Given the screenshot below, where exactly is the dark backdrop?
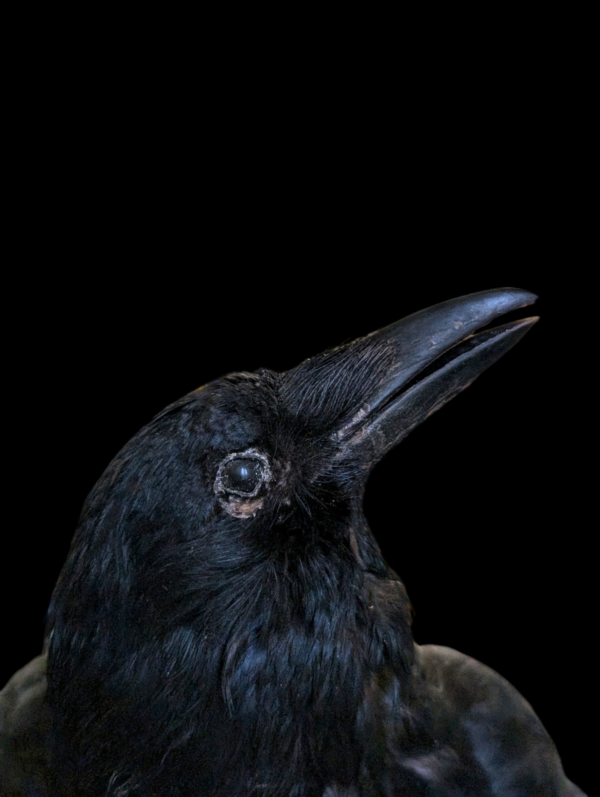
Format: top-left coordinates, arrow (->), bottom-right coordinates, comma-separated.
2,75 -> 590,788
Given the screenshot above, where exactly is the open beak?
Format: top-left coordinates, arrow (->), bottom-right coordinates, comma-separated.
335,288 -> 538,468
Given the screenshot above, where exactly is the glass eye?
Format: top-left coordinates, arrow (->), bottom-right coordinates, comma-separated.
215,449 -> 271,499
221,458 -> 263,494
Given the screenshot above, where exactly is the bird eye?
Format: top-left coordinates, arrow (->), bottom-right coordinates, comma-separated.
215,449 -> 271,499
222,458 -> 263,494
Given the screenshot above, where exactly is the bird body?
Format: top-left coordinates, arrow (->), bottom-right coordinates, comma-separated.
0,289 -> 586,796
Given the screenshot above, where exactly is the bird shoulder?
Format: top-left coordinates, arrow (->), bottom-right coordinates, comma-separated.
413,644 -> 586,796
0,654 -> 50,796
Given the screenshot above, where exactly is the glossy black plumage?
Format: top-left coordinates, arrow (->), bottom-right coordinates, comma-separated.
0,289 -> 586,796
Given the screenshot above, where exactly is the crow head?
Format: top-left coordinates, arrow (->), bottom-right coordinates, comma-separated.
46,288 -> 537,796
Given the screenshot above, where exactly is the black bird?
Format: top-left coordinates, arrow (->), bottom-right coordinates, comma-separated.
0,288 -> 585,796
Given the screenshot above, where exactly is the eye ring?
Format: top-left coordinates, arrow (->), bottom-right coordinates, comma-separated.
214,448 -> 272,499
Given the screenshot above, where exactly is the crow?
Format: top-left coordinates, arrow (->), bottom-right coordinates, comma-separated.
0,288 -> 585,797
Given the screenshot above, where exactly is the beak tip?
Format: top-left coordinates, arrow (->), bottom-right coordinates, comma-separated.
504,287 -> 538,306
488,287 -> 538,313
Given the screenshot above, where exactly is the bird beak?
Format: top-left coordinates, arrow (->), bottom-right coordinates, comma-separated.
335,288 -> 538,469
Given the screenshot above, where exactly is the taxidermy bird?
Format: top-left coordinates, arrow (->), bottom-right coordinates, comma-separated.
0,288 -> 585,797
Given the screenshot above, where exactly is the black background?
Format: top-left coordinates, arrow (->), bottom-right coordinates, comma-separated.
2,55 -> 591,791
